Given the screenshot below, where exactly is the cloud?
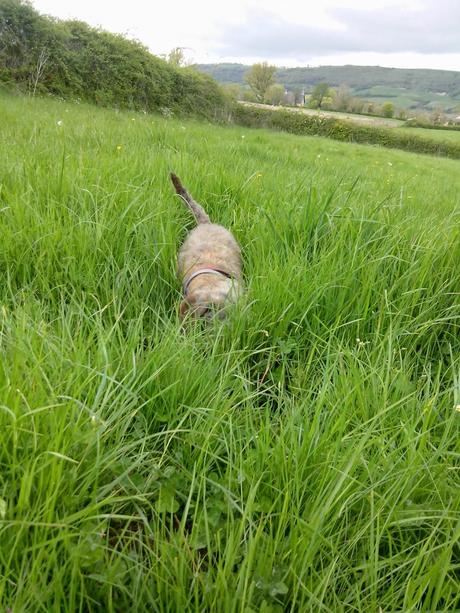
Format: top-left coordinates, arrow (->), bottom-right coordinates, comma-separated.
217,1 -> 460,60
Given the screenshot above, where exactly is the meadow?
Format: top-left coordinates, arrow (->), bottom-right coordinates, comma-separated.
0,92 -> 459,612
397,126 -> 460,144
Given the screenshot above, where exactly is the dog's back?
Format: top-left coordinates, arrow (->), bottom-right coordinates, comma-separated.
178,223 -> 242,281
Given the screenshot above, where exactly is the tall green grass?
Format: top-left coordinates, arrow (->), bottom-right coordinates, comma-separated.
0,93 -> 459,611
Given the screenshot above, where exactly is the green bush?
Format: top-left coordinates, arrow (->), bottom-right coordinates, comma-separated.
382,102 -> 394,118
0,0 -> 227,118
231,104 -> 460,159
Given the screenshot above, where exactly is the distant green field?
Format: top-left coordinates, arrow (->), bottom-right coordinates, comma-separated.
355,85 -> 460,112
1,92 -> 459,612
397,126 -> 460,143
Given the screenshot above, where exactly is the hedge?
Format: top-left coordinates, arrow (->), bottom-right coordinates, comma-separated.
0,0 -> 228,119
231,104 -> 460,160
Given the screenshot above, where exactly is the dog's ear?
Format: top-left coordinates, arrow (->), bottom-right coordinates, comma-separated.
179,300 -> 190,319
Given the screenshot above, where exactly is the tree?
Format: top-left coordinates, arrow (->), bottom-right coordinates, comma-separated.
382,102 -> 394,118
293,88 -> 303,105
283,90 -> 295,106
242,89 -> 257,102
167,47 -> 186,67
366,102 -> 375,115
309,82 -> 330,109
332,84 -> 352,111
265,83 -> 284,106
244,62 -> 276,102
30,47 -> 49,95
430,105 -> 445,125
347,97 -> 364,114
222,83 -> 241,101
0,0 -> 59,88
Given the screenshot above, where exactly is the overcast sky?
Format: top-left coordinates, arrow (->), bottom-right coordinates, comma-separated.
32,0 -> 460,71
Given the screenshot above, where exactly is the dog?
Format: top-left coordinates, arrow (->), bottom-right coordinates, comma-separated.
170,172 -> 243,320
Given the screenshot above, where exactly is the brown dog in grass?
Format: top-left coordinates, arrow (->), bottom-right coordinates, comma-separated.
170,172 -> 243,320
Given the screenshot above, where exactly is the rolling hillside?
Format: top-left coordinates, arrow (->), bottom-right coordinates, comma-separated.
196,63 -> 460,112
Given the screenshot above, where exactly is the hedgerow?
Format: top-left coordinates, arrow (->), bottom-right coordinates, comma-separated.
0,0 -> 227,119
232,104 -> 460,159
404,119 -> 460,132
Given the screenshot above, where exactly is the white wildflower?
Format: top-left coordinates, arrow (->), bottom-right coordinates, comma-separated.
90,413 -> 105,427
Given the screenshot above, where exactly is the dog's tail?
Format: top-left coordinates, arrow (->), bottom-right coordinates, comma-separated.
170,172 -> 211,224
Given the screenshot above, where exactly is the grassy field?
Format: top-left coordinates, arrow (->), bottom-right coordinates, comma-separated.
241,101 -> 404,128
1,92 -> 460,612
354,85 -> 460,115
396,126 -> 460,144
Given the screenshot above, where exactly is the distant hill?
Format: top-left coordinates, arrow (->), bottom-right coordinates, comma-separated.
196,63 -> 460,113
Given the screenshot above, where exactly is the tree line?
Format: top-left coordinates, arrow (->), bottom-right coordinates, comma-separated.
197,63 -> 460,103
0,0 -> 227,118
225,63 -> 398,118
228,62 -> 458,125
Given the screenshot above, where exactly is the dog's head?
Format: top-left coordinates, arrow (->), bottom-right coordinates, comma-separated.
180,274 -> 240,321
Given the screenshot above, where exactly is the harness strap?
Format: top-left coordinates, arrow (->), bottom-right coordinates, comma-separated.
183,267 -> 233,294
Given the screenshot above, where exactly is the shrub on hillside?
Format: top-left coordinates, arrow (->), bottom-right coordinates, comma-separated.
0,0 -> 227,118
382,102 -> 395,118
264,83 -> 285,106
221,83 -> 242,101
